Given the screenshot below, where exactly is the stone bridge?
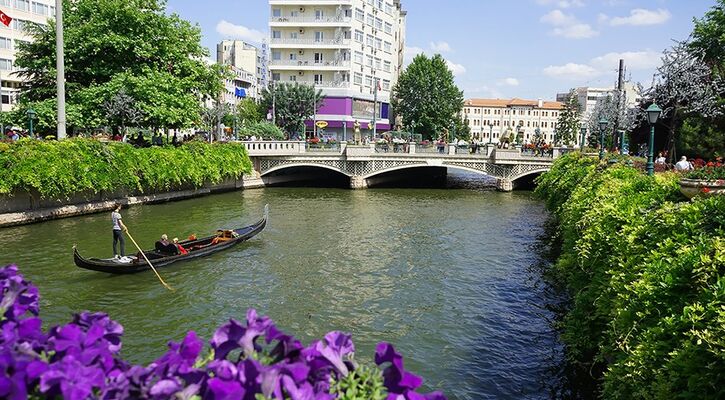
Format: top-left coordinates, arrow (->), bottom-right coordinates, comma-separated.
242,141 -> 573,191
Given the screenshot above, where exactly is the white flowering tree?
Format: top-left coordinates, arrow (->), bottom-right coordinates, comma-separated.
638,40 -> 723,161
555,89 -> 582,146
586,87 -> 638,149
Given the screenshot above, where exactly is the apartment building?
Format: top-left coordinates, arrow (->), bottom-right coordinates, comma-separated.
216,40 -> 268,102
268,0 -> 406,139
555,83 -> 641,125
462,98 -> 564,144
0,0 -> 56,112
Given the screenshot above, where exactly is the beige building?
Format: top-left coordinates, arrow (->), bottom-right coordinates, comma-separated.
555,83 -> 641,125
268,0 -> 406,138
462,98 -> 565,144
0,0 -> 56,112
216,40 -> 268,92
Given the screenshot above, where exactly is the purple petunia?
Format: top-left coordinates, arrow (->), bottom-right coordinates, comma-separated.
375,342 -> 446,400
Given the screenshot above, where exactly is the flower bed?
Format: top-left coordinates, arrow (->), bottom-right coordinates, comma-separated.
0,264 -> 445,400
680,161 -> 725,198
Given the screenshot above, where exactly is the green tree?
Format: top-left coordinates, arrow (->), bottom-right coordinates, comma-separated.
260,83 -> 323,137
236,98 -> 266,125
240,121 -> 285,140
555,89 -> 581,146
392,54 -> 464,141
12,0 -> 224,132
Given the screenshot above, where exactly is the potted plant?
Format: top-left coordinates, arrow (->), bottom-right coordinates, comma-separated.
679,161 -> 725,198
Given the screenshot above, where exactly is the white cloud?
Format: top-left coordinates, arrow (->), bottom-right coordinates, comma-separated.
609,8 -> 671,26
540,9 -> 577,26
543,63 -> 600,79
215,20 -> 265,43
446,60 -> 467,76
430,41 -> 452,53
536,0 -> 584,8
540,9 -> 598,38
464,85 -> 503,98
499,77 -> 520,86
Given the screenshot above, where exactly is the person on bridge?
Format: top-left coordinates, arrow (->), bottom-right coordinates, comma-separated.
111,204 -> 128,259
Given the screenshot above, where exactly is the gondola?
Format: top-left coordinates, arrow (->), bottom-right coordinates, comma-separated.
73,205 -> 268,274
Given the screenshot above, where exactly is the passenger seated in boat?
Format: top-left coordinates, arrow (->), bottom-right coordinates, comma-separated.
173,237 -> 188,255
211,229 -> 238,245
155,234 -> 179,255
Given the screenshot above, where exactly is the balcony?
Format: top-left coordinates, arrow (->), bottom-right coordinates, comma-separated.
269,38 -> 351,48
287,80 -> 350,89
270,0 -> 352,5
269,59 -> 351,70
269,15 -> 353,26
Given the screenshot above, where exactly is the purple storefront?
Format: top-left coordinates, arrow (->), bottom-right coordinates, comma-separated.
304,97 -> 391,141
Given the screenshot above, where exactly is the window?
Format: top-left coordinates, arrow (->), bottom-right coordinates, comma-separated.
383,60 -> 391,72
14,0 -> 29,12
382,79 -> 390,90
0,0 -> 10,6
374,57 -> 381,69
377,0 -> 383,9
367,14 -> 374,26
385,3 -> 393,14
367,0 -> 374,6
355,9 -> 364,21
375,38 -> 382,50
375,18 -> 382,29
272,51 -> 281,60
354,51 -> 363,64
314,31 -> 324,42
384,22 -> 392,34
314,52 -> 323,63
314,9 -> 324,20
366,54 -> 373,67
32,1 -> 48,15
366,34 -> 374,47
289,75 -> 296,82
364,75 -> 373,87
289,53 -> 297,61
272,73 -> 281,81
272,30 -> 281,39
272,8 -> 281,17
314,74 -> 323,84
383,41 -> 391,52
0,58 -> 11,71
0,37 -> 10,49
354,30 -> 363,42
12,19 -> 25,31
354,72 -> 363,85
289,32 -> 298,39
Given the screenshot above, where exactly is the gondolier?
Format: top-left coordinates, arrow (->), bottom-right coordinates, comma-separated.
111,203 -> 128,259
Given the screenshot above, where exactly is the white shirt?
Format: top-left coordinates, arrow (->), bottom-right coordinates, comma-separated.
674,160 -> 693,171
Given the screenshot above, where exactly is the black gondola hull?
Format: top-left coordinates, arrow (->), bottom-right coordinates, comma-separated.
73,205 -> 268,274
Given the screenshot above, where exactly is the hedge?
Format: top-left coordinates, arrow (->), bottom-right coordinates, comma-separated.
535,153 -> 725,399
0,138 -> 253,199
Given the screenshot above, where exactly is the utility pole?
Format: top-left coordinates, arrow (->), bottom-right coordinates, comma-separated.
56,0 -> 66,139
613,59 -> 624,150
372,78 -> 378,141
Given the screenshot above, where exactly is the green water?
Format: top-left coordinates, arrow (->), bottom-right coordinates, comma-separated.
0,181 -> 565,399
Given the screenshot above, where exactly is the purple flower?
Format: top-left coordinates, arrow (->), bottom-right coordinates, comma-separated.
375,342 -> 446,400
0,265 -> 40,321
39,355 -> 105,400
210,309 -> 272,360
71,312 -> 124,353
265,324 -> 303,362
204,359 -> 262,400
303,331 -> 355,377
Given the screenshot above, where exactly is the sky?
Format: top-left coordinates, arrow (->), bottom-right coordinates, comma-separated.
167,0 -> 715,101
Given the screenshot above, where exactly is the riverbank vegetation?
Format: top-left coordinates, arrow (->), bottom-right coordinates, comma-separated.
0,264 -> 445,399
0,138 -> 252,199
535,153 -> 724,399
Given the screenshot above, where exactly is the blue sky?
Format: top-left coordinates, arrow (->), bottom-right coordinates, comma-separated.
167,0 -> 715,100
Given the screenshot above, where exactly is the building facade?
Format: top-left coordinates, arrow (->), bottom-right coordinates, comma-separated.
555,83 -> 641,125
268,0 -> 406,140
0,0 -> 56,112
216,40 -> 268,102
462,98 -> 564,144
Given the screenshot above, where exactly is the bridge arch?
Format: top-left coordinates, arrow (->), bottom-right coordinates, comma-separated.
362,163 -> 499,180
510,167 -> 550,182
260,163 -> 352,177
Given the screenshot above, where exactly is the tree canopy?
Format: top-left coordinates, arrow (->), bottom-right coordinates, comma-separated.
9,0 -> 224,134
555,89 -> 581,146
260,83 -> 323,137
392,54 -> 464,141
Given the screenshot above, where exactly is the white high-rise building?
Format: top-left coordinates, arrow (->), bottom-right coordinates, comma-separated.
268,0 -> 406,140
217,40 -> 268,101
556,83 -> 641,125
0,0 -> 57,112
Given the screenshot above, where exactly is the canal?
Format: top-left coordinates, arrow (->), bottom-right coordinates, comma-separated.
0,173 -> 565,400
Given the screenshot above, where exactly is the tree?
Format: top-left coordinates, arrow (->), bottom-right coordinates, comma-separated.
555,89 -> 581,146
587,90 -> 637,149
392,54 -> 464,141
102,88 -> 144,135
236,98 -> 266,125
12,0 -> 224,131
240,121 -> 285,140
260,83 -> 323,137
201,102 -> 230,139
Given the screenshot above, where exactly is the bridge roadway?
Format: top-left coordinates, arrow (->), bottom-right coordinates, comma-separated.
242,141 -> 571,191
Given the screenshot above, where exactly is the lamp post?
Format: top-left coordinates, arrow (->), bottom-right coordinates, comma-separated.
579,123 -> 586,151
598,117 -> 608,160
488,122 -> 493,144
410,119 -> 415,142
646,103 -> 662,176
26,108 -> 36,138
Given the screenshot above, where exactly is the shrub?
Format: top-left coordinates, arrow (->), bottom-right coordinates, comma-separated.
241,121 -> 285,140
0,265 -> 446,400
0,138 -> 253,198
535,154 -> 725,399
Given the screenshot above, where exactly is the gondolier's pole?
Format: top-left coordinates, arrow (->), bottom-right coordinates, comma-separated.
124,229 -> 174,291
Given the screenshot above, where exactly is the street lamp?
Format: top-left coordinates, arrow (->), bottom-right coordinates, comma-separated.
488,122 -> 493,145
410,119 -> 415,142
598,117 -> 608,160
646,103 -> 662,176
579,123 -> 587,151
26,108 -> 36,138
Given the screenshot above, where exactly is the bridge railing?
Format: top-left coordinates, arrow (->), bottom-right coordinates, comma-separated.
242,141 -> 307,156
